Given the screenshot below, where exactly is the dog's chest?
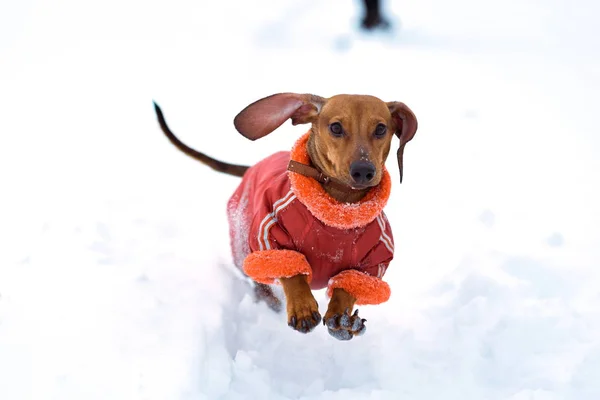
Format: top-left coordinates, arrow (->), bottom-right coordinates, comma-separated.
287,217 -> 380,288
296,223 -> 365,261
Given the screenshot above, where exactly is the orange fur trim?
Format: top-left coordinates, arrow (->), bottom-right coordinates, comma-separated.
243,249 -> 312,285
288,133 -> 391,229
327,269 -> 390,305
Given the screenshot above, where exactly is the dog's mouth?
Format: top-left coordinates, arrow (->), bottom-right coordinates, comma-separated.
344,173 -> 381,191
348,181 -> 375,191
325,174 -> 377,192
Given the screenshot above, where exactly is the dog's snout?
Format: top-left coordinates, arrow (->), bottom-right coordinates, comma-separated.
350,161 -> 376,185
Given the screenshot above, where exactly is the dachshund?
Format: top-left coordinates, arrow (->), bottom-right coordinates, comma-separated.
153,93 -> 417,340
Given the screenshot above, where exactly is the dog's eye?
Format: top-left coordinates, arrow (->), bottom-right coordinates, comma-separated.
329,122 -> 344,137
374,123 -> 387,138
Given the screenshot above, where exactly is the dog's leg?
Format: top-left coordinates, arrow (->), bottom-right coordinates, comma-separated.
279,274 -> 321,333
323,288 -> 366,340
253,283 -> 282,312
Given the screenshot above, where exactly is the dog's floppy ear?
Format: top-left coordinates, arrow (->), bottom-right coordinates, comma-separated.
234,93 -> 325,141
387,102 -> 418,183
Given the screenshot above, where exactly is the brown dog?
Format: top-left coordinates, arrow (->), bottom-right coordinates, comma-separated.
154,93 -> 417,340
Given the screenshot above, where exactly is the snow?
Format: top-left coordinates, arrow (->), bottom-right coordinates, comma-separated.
1,0 -> 599,398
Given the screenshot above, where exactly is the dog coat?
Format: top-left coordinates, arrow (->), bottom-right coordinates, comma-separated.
227,133 -> 394,305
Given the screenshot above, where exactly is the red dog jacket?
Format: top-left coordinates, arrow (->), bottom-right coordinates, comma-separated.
227,133 -> 394,305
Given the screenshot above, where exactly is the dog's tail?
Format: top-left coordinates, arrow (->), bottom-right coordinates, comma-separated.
153,102 -> 249,177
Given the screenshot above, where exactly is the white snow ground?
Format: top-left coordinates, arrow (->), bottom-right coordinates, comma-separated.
1,0 -> 600,398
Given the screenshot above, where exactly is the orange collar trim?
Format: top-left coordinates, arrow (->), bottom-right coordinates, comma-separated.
287,132 -> 391,230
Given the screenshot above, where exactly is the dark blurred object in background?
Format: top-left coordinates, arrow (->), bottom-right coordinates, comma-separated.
361,0 -> 390,31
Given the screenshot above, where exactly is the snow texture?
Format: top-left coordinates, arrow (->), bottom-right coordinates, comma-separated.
1,0 -> 600,399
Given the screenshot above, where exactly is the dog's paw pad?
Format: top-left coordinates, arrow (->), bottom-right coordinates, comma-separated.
354,323 -> 367,336
324,308 -> 367,340
328,327 -> 353,341
325,314 -> 339,329
339,312 -> 352,329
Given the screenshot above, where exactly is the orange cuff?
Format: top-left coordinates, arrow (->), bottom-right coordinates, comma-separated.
327,270 -> 390,305
243,249 -> 312,285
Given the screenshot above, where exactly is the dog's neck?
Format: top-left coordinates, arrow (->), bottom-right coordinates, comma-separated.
306,136 -> 370,204
321,182 -> 369,204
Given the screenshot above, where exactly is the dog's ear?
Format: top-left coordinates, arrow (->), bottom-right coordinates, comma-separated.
387,102 -> 418,183
234,93 -> 325,140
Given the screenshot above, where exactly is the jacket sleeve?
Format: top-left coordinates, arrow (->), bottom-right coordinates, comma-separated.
327,214 -> 394,305
242,192 -> 312,285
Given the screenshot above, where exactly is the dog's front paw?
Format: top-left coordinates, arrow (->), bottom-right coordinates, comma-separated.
287,299 -> 322,334
324,308 -> 366,341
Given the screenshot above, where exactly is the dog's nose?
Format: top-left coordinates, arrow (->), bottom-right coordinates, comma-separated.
350,161 -> 376,185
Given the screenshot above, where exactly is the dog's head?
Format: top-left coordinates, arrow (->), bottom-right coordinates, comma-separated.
234,93 -> 418,188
